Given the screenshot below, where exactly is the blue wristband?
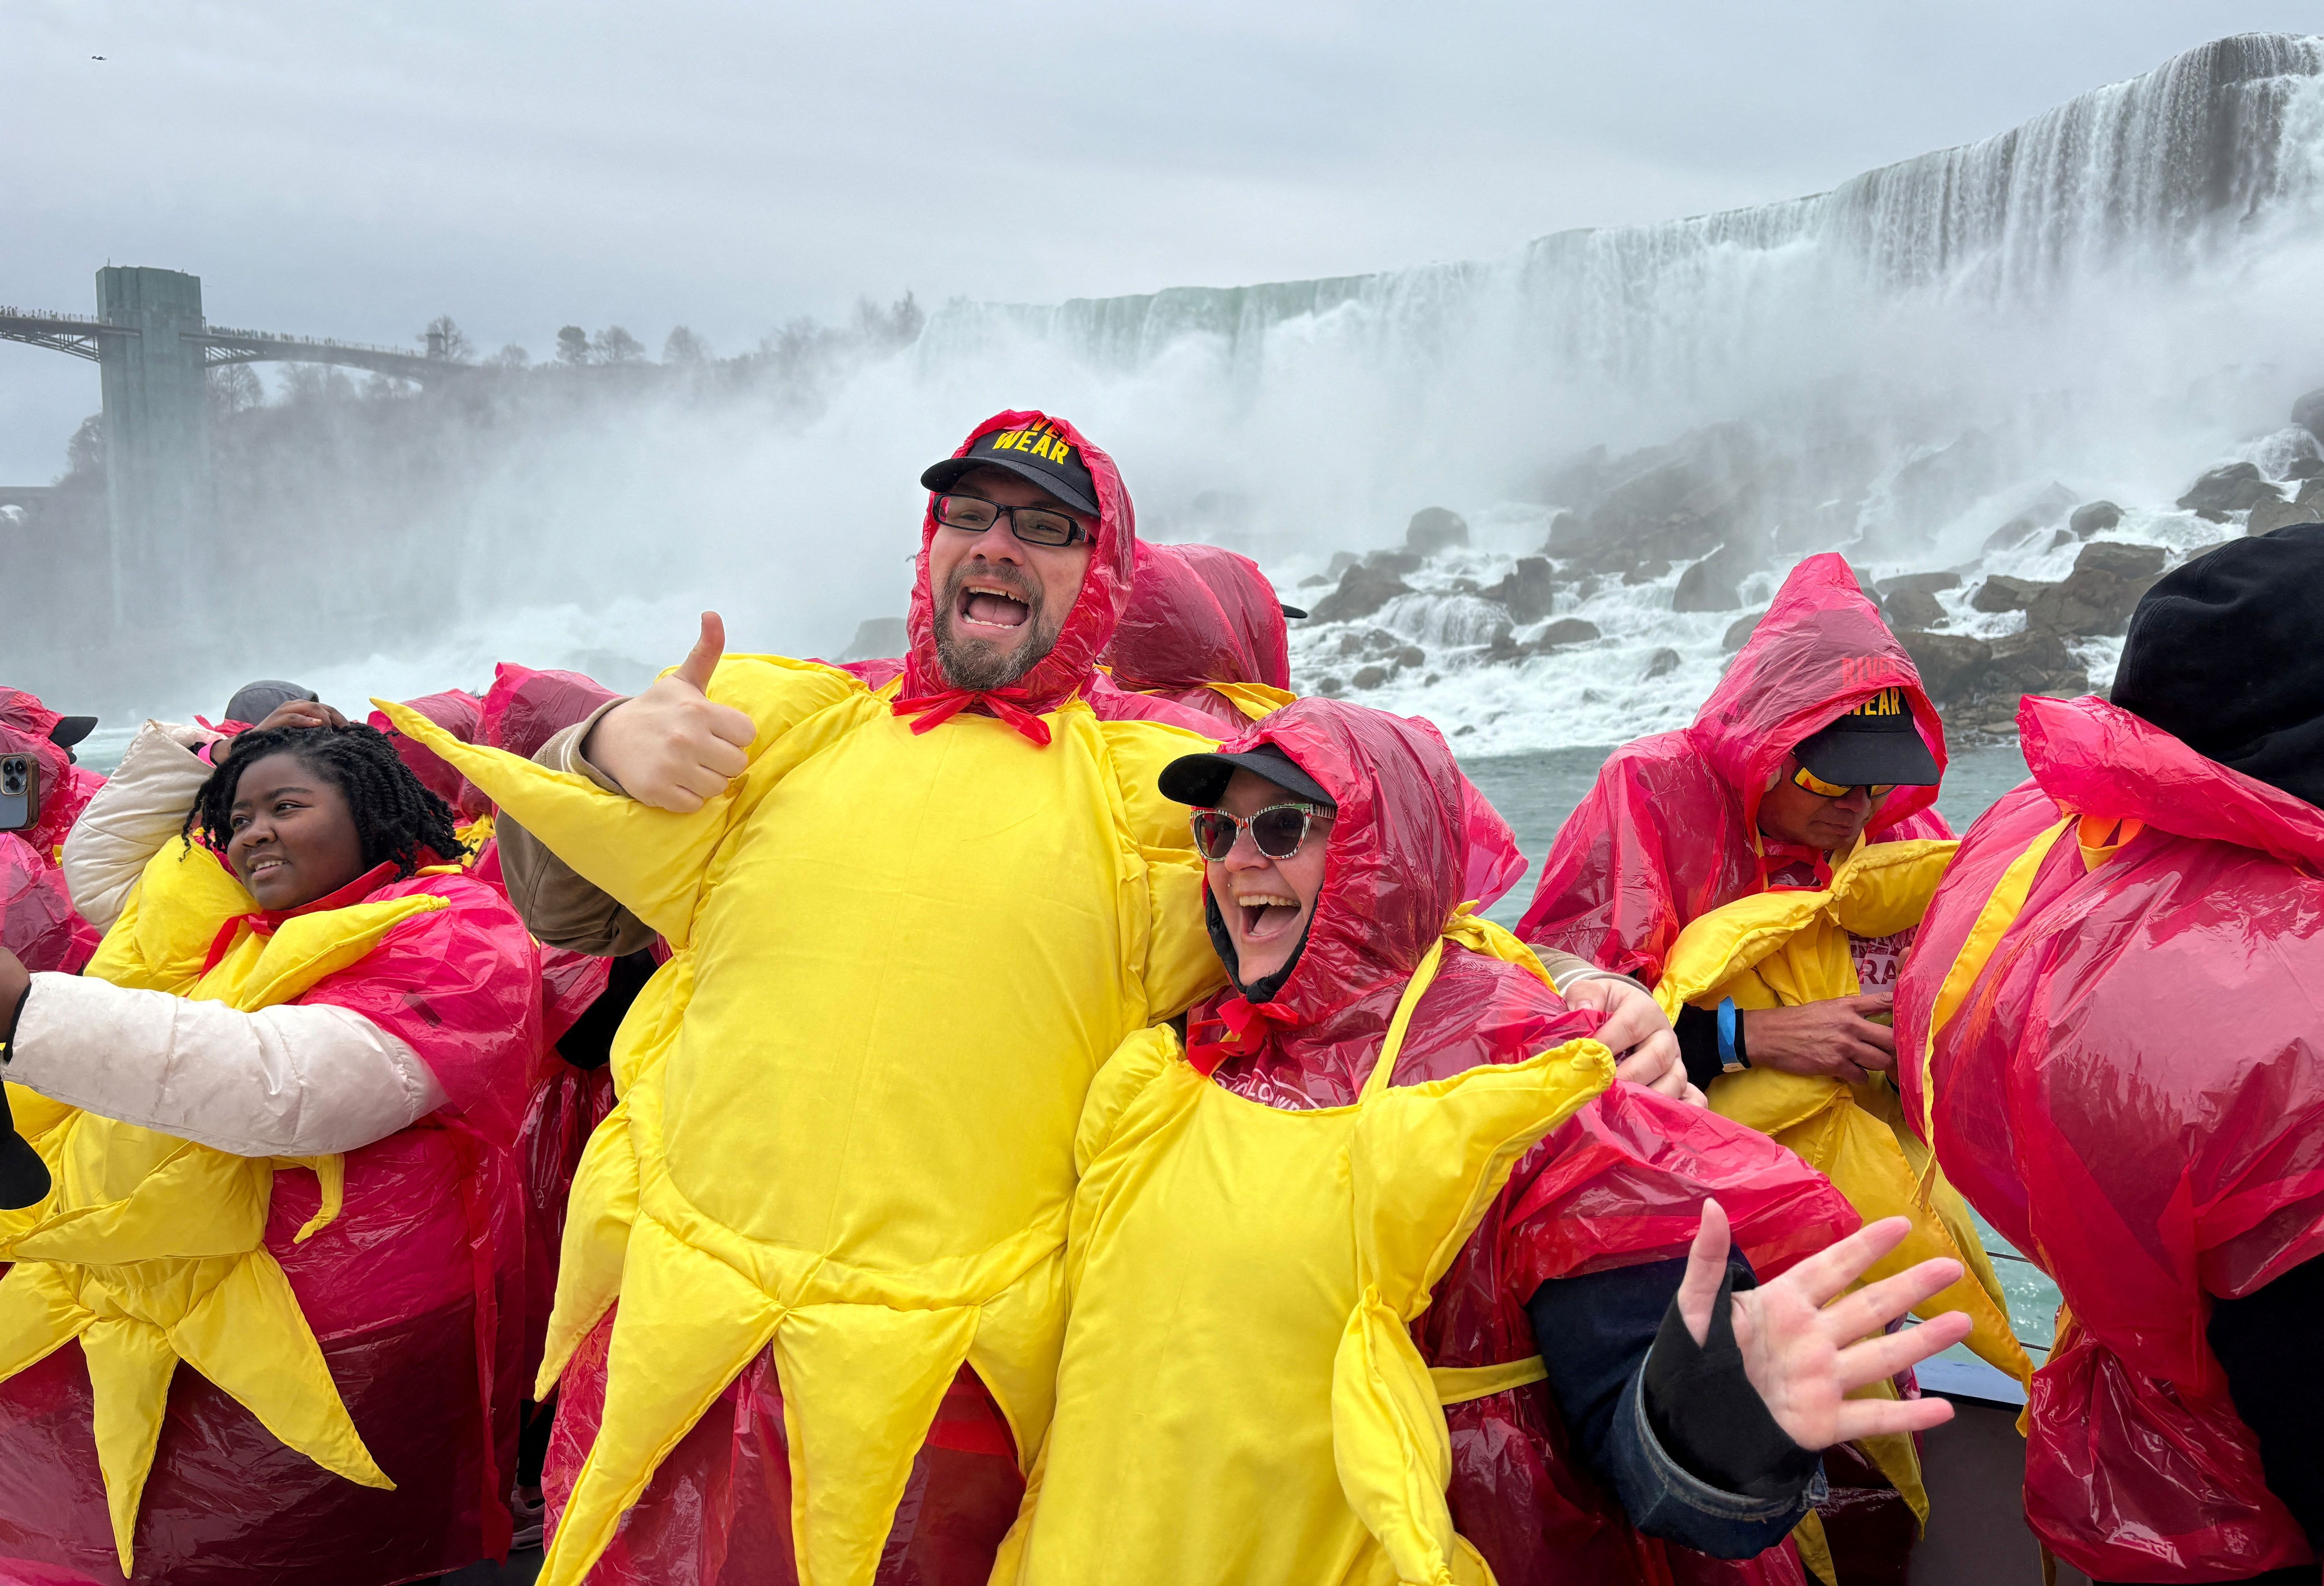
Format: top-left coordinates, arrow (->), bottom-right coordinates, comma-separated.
1716,998 -> 1739,1070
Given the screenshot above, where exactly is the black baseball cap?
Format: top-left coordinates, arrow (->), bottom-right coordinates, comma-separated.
921,420 -> 1100,517
1159,743 -> 1335,809
48,717 -> 96,749
1792,686 -> 1941,788
0,1083 -> 51,1212
223,680 -> 319,725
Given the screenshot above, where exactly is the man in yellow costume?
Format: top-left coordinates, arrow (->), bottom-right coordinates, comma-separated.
384,411 -> 1232,1586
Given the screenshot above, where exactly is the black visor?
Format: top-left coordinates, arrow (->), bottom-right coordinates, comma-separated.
1792,686 -> 1941,788
1159,743 -> 1335,810
0,1084 -> 51,1212
921,420 -> 1099,516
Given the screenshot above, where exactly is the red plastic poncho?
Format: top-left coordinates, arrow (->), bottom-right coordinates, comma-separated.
0,690 -> 105,871
1101,539 -> 1291,733
542,409 -> 1222,1586
1896,694 -> 2324,1582
1187,698 -> 1857,1586
367,689 -> 490,822
0,834 -> 97,976
1517,556 -> 1953,982
467,663 -> 631,1388
0,861 -> 542,1586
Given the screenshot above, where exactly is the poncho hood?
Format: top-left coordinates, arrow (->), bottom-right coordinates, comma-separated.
1196,698 -> 1511,1038
1103,540 -> 1291,692
1688,553 -> 1947,838
0,688 -> 102,861
366,689 -> 487,820
902,409 -> 1133,713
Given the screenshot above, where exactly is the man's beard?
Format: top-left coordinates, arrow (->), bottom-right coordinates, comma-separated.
934,564 -> 1064,690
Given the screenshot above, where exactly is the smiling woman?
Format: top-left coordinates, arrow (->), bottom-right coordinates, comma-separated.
0,713 -> 541,1584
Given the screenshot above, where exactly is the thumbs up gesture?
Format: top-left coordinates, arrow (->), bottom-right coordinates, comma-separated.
581,613 -> 758,812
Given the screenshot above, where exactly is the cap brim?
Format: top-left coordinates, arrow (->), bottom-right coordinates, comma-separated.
49,716 -> 97,748
920,455 -> 1100,518
1159,747 -> 1335,809
1795,725 -> 1942,788
0,1087 -> 49,1212
1278,604 -> 1308,621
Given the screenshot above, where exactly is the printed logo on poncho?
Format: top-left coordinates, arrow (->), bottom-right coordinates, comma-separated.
1837,658 -> 1910,696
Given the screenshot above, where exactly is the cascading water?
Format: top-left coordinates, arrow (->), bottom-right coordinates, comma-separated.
54,34 -> 2324,766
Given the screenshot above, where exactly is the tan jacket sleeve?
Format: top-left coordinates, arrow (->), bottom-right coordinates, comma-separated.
494,699 -> 662,957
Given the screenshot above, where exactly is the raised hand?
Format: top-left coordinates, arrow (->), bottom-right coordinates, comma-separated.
579,613 -> 758,812
255,700 -> 347,733
1562,976 -> 1692,1101
1676,1201 -> 1970,1450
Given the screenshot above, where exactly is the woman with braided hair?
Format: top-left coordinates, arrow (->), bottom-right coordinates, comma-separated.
0,707 -> 540,1584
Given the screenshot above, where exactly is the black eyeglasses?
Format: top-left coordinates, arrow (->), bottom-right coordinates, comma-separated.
1189,803 -> 1333,862
933,492 -> 1091,547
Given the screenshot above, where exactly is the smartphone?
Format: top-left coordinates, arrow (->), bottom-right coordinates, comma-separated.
0,754 -> 38,834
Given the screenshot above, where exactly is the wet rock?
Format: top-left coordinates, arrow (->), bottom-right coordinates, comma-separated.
1896,633 -> 1990,704
1987,630 -> 2086,698
2249,496 -> 2324,535
1365,549 -> 1424,574
1406,508 -> 1469,558
1336,626 -> 1403,660
1970,574 -> 2049,614
2046,529 -> 2077,551
1621,559 -> 1673,584
1314,675 -> 1346,697
1534,618 -> 1601,651
1641,648 -> 1682,682
2294,387 -> 2324,446
1297,573 -> 1332,588
1352,665 -> 1390,691
1309,564 -> 1414,623
1891,432 -> 2002,532
1673,546 -> 1748,613
1882,587 -> 1946,632
1393,645 -> 1426,670
2024,541 -> 2165,637
2302,477 -> 2324,508
1876,572 -> 1960,597
1981,483 -> 2081,553
1482,557 -> 1558,623
1543,511 -> 1584,554
839,617 -> 906,662
2069,501 -> 2122,538
2177,462 -> 2276,521
1327,551 -> 1360,577
1722,610 -> 1767,652
2287,457 -> 2324,482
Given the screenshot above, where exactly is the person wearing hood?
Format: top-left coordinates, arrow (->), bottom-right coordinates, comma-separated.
994,698 -> 1973,1586
0,691 -> 105,977
1099,538 -> 1299,733
1897,524 -> 2324,1585
0,712 -> 539,1583
389,411 -> 1245,1586
1518,556 -> 1954,1096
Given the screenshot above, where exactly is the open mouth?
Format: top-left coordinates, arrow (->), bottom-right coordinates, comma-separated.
1235,893 -> 1303,942
246,856 -> 287,882
959,582 -> 1031,631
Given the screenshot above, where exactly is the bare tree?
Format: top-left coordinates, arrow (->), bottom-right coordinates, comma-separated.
207,363 -> 264,418
662,326 -> 710,365
594,326 -> 645,365
852,291 -> 924,352
487,343 -> 532,370
419,315 -> 475,362
555,325 -> 592,366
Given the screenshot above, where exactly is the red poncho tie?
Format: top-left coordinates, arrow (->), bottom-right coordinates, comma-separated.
1516,556 -> 1952,982
1188,699 -> 1857,1586
1896,694 -> 2324,1582
0,863 -> 542,1585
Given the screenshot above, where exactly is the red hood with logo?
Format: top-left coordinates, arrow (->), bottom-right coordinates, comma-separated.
1186,696 -> 1851,1584
1517,554 -> 1953,980
1103,539 -> 1291,694
1897,693 -> 2324,1581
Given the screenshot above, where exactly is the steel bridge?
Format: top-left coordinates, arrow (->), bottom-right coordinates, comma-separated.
0,267 -> 472,626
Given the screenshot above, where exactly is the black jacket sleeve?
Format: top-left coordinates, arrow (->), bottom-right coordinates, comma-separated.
2208,1251 -> 2324,1549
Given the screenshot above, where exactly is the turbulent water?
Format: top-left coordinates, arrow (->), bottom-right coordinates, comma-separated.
23,34 -> 2324,761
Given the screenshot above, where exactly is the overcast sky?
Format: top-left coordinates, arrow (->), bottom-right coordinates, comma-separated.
2,2 -> 2317,478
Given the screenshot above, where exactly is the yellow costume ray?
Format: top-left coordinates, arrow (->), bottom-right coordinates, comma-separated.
994,917 -> 1614,1586
0,838 -> 415,1571
1651,833 -> 2032,1561
378,655 -> 1221,1586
